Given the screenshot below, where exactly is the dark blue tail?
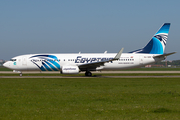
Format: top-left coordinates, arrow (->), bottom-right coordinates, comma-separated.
129,23 -> 170,54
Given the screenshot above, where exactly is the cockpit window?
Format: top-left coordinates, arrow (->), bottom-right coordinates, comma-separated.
10,59 -> 17,61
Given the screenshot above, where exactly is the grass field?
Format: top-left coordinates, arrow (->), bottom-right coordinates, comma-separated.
0,66 -> 12,71
0,77 -> 180,120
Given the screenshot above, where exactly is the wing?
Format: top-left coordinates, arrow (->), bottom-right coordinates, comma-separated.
78,48 -> 124,71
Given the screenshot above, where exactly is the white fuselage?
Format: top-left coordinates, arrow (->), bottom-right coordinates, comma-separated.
3,53 -> 164,72
2,23 -> 173,76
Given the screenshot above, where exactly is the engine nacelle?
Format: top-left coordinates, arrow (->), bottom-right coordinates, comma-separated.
61,66 -> 79,74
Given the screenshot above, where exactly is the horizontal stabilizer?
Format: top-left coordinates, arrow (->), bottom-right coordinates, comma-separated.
153,52 -> 176,58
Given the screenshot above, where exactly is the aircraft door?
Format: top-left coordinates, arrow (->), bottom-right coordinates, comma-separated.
139,56 -> 143,65
22,57 -> 27,66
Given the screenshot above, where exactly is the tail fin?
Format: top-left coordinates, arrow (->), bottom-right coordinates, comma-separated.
129,23 -> 170,54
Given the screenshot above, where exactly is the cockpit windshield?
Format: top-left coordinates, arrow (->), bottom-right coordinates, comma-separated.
10,59 -> 16,61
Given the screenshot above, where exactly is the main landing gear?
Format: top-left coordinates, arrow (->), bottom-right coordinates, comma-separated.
85,71 -> 92,76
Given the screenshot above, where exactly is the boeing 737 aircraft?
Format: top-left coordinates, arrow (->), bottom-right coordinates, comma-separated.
3,23 -> 175,76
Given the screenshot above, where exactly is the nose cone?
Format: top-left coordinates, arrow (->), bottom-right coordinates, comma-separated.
3,62 -> 10,69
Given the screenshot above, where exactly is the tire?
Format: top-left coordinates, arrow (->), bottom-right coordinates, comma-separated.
85,71 -> 92,76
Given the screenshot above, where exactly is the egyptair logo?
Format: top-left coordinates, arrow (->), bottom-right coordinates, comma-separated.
154,33 -> 168,47
29,55 -> 60,71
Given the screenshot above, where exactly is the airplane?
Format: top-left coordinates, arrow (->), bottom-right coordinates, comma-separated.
3,23 -> 176,76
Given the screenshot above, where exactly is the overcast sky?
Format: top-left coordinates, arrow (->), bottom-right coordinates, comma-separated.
1,0 -> 180,60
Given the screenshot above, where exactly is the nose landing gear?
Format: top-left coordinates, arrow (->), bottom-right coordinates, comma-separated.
13,70 -> 22,77
19,73 -> 22,77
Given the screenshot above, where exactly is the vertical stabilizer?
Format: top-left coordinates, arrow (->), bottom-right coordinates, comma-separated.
129,23 -> 170,54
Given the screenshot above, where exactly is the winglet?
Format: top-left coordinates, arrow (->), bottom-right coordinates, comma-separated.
113,48 -> 124,60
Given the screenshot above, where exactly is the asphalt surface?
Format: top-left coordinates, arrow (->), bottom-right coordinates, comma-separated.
0,71 -> 180,78
1,71 -> 180,73
1,76 -> 180,78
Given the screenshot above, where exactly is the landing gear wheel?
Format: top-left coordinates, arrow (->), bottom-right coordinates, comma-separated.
85,71 -> 92,76
20,73 -> 22,77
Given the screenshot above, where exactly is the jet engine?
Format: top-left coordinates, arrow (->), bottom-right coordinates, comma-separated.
61,66 -> 79,74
